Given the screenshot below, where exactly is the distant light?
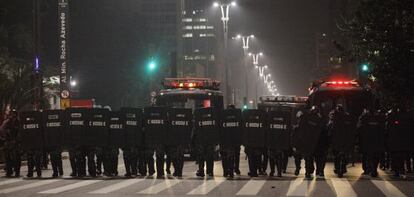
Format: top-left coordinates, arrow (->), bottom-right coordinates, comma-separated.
259,52 -> 263,56
160,93 -> 164,96
362,64 -> 369,72
243,105 -> 248,109
35,57 -> 40,73
249,100 -> 254,104
188,83 -> 194,88
248,52 -> 252,56
70,80 -> 77,87
179,83 -> 184,87
149,61 -> 156,70
264,65 -> 268,69
322,33 -> 327,37
213,2 -> 219,7
250,35 -> 254,38
231,1 -> 236,6
236,34 -> 241,39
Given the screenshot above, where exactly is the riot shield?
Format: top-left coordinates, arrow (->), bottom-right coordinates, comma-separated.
386,111 -> 413,152
108,111 -> 125,148
330,113 -> 356,153
358,114 -> 386,153
194,107 -> 220,146
65,108 -> 88,147
42,110 -> 65,148
266,110 -> 291,151
144,107 -> 168,146
19,111 -> 43,150
292,112 -> 323,156
242,109 -> 267,148
220,109 -> 242,146
121,107 -> 143,147
86,108 -> 110,147
167,108 -> 193,146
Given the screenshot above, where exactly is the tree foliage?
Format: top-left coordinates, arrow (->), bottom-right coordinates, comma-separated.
340,0 -> 414,106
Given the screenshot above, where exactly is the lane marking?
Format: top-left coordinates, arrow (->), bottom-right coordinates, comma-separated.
0,179 -> 23,186
0,180 -> 60,194
236,180 -> 266,195
89,179 -> 144,194
331,178 -> 357,197
187,178 -> 226,195
371,180 -> 407,197
286,179 -> 308,196
138,179 -> 181,194
38,180 -> 102,194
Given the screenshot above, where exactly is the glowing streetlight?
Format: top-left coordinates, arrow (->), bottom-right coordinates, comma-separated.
70,80 -> 77,87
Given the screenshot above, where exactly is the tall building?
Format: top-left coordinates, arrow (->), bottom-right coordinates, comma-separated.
137,0 -> 218,79
178,0 -> 218,78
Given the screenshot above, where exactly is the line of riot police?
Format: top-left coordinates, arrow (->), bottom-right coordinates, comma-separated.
2,104 -> 412,179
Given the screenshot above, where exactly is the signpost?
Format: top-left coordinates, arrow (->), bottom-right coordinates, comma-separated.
58,0 -> 70,109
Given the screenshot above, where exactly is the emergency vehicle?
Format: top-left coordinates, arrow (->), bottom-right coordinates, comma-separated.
258,95 -> 308,125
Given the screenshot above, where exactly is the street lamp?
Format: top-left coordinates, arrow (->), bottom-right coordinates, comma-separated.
214,1 -> 236,105
234,34 -> 255,106
70,80 -> 77,87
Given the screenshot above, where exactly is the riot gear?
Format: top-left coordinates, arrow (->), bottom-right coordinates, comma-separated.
42,110 -> 65,177
220,108 -> 242,178
20,111 -> 43,177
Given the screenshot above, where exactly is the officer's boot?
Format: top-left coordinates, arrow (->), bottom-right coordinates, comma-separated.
196,160 -> 205,177
276,155 -> 283,177
269,158 -> 275,177
156,156 -> 165,178
234,146 -> 241,175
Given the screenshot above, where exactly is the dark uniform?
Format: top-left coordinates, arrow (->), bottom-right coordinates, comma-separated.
356,109 -> 386,177
386,107 -> 413,177
121,108 -> 144,177
167,108 -> 193,177
1,111 -> 22,177
294,107 -> 324,178
144,107 -> 168,178
328,105 -> 356,178
20,111 -> 44,178
43,110 -> 65,177
267,110 -> 291,177
220,107 -> 242,178
194,107 -> 220,177
243,109 -> 267,177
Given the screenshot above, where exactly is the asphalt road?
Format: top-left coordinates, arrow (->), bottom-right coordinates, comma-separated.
0,152 -> 413,197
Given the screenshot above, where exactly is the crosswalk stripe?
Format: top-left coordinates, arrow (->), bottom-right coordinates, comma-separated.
0,180 -> 60,194
0,179 -> 23,186
38,180 -> 102,194
89,179 -> 144,194
286,179 -> 308,196
138,179 -> 181,194
236,180 -> 266,195
371,180 -> 407,197
331,178 -> 357,197
187,178 -> 226,195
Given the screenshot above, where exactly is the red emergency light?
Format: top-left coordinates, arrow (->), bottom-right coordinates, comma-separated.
325,80 -> 358,87
163,78 -> 220,90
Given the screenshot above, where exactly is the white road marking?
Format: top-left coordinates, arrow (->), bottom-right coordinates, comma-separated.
236,180 -> 266,195
0,179 -> 23,186
331,178 -> 357,197
286,179 -> 308,196
89,179 -> 144,194
371,180 -> 407,197
137,179 -> 181,194
187,178 -> 226,195
0,180 -> 60,194
38,180 -> 102,194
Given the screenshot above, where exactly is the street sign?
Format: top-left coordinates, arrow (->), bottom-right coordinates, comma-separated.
60,99 -> 70,109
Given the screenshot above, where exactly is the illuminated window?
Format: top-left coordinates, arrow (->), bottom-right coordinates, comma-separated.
199,34 -> 206,37
183,33 -> 193,38
206,26 -> 214,29
182,18 -> 192,22
183,26 -> 192,30
206,33 -> 215,37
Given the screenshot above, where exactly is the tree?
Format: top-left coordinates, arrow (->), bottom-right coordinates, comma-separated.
340,0 -> 414,106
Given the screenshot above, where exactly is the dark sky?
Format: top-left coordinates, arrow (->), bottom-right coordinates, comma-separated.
38,0 -> 334,108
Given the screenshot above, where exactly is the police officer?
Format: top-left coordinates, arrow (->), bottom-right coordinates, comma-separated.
296,106 -> 324,179
220,105 -> 242,178
356,108 -> 386,177
328,104 -> 355,178
386,104 -> 413,177
194,107 -> 219,177
0,110 -> 22,177
68,148 -> 77,177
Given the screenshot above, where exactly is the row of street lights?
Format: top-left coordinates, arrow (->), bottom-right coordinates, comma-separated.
214,1 -> 279,107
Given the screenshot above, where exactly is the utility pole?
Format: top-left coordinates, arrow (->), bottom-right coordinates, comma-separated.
33,0 -> 41,110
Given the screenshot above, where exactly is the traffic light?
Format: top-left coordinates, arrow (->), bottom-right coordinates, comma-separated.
147,58 -> 157,72
360,63 -> 369,72
243,105 -> 248,109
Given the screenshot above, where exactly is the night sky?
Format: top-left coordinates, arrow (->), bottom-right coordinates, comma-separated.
35,0 -> 334,108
